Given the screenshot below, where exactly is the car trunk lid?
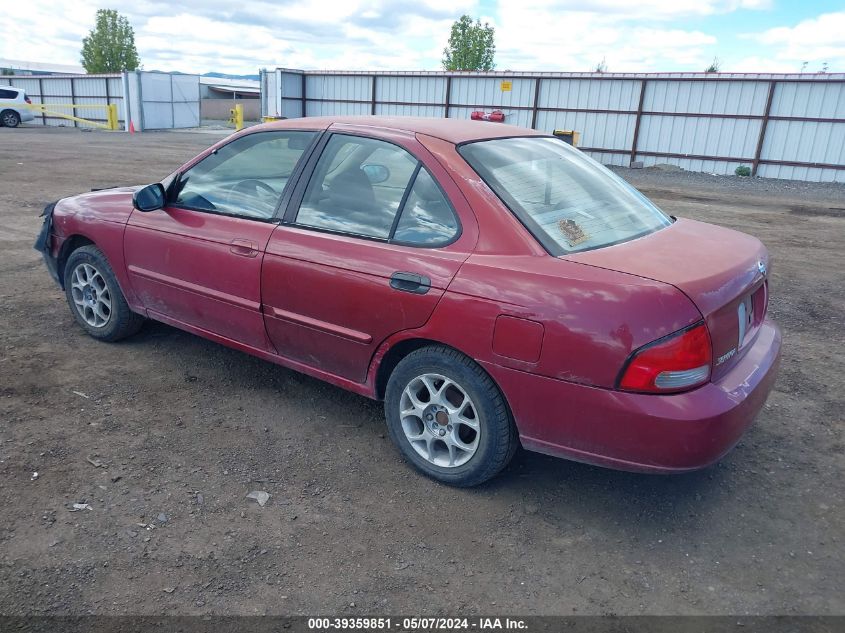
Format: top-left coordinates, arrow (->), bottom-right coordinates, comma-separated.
563,218 -> 769,380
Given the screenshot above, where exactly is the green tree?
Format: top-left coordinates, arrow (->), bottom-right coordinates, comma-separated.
80,9 -> 141,73
442,15 -> 495,71
705,57 -> 721,73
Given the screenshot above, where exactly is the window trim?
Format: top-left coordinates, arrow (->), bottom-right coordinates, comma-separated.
389,164 -> 462,248
165,129 -> 321,222
456,135 -> 672,257
286,131 -> 462,249
386,162 -> 421,240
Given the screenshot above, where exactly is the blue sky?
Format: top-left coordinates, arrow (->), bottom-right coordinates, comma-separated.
661,0 -> 844,72
1,1 -> 843,75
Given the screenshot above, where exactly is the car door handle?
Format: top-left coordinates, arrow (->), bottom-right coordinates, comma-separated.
390,271 -> 431,295
230,238 -> 259,258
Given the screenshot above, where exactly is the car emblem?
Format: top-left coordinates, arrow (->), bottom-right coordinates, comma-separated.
757,260 -> 767,276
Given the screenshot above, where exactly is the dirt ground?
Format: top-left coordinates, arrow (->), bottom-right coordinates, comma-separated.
0,127 -> 842,616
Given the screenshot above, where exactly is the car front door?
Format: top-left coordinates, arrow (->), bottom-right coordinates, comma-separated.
124,130 -> 318,351
261,128 -> 478,383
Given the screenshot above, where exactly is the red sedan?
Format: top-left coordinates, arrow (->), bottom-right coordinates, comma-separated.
35,117 -> 781,486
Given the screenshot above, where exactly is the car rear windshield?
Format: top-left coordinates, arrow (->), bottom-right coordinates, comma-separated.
459,136 -> 672,255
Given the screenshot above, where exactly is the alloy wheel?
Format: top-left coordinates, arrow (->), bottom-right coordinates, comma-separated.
399,373 -> 480,467
70,263 -> 112,328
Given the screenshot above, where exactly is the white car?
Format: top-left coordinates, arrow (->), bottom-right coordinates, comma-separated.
0,87 -> 35,127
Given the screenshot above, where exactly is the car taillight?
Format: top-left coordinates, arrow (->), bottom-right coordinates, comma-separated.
618,323 -> 712,394
25,96 -> 32,104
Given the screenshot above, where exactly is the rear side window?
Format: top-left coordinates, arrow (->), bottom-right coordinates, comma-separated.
295,134 -> 460,246
297,134 -> 417,238
0,88 -> 18,99
393,168 -> 459,245
459,136 -> 672,255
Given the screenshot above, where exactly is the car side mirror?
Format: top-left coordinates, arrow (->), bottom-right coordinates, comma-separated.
362,164 -> 390,184
133,183 -> 166,212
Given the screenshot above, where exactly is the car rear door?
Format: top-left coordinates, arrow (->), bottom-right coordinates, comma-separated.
261,127 -> 478,383
124,129 -> 318,351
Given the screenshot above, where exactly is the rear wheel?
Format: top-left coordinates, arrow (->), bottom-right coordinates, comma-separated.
384,346 -> 518,487
1,110 -> 21,128
63,245 -> 144,341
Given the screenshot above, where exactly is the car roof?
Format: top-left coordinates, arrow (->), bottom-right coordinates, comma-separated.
260,115 -> 548,144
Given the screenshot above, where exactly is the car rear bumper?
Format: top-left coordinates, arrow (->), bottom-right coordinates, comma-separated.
485,319 -> 782,473
20,109 -> 35,122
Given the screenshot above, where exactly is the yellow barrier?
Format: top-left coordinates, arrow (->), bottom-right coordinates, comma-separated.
228,104 -> 244,131
25,103 -> 120,131
552,129 -> 580,147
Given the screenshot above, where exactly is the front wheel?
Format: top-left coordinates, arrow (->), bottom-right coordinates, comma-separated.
384,346 -> 518,487
63,245 -> 144,341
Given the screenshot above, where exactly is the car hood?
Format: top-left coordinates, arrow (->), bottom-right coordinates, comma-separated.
55,186 -> 140,225
563,218 -> 770,379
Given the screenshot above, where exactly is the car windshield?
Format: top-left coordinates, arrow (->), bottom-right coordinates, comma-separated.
459,136 -> 672,255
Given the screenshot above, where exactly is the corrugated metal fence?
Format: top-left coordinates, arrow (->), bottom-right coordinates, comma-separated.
0,73 -> 124,128
1,71 -> 200,131
262,69 -> 845,183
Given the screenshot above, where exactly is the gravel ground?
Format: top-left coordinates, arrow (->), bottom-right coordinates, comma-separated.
612,164 -> 845,205
0,127 -> 843,617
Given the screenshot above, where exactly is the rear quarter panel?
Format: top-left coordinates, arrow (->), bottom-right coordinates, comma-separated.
433,255 -> 703,388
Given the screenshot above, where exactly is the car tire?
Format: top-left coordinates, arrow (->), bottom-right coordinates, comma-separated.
1,109 -> 21,128
63,245 -> 144,342
385,345 -> 519,487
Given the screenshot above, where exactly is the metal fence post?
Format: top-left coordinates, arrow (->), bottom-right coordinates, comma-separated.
371,75 -> 377,115
137,72 -> 146,131
629,79 -> 647,165
170,74 -> 175,128
531,77 -> 542,129
69,77 -> 77,128
752,81 -> 776,177
444,76 -> 452,119
38,78 -> 46,125
301,73 -> 307,118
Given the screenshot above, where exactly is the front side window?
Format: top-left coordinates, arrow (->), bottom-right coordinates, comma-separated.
172,131 -> 316,220
459,137 -> 672,255
295,134 -> 459,245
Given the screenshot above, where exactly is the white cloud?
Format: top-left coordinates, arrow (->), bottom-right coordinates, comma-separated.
492,2 -> 719,72
738,11 -> 845,73
2,0 -> 832,77
496,0 -> 770,21
0,0 -> 478,74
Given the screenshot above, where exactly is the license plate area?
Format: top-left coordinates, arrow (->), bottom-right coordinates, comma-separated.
739,282 -> 767,350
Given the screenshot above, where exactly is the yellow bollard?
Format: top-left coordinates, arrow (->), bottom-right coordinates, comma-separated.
107,104 -> 119,131
229,104 -> 244,131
